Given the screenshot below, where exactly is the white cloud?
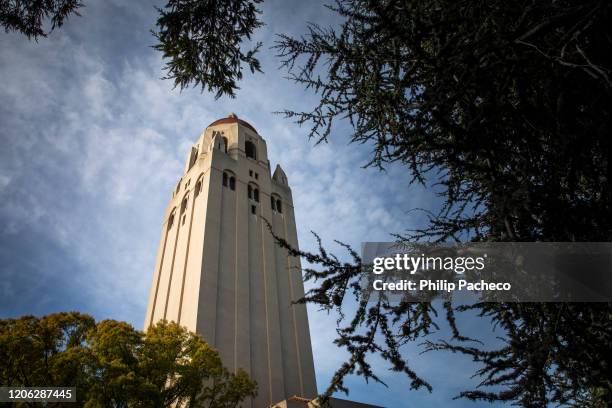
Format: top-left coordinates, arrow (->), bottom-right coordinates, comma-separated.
0,174 -> 11,190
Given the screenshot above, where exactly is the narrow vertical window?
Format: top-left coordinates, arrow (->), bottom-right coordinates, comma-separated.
222,137 -> 228,153
248,184 -> 253,199
181,196 -> 188,213
277,199 -> 282,213
229,176 -> 236,191
223,172 -> 228,187
167,210 -> 176,230
271,196 -> 276,211
254,189 -> 259,202
195,180 -> 202,197
251,205 -> 256,215
180,195 -> 189,225
188,146 -> 198,169
245,140 -> 256,159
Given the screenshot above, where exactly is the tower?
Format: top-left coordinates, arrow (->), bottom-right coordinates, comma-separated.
144,114 -> 318,407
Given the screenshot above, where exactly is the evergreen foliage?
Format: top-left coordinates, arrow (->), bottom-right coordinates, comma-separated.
0,0 -> 82,39
153,0 -> 264,98
270,1 -> 612,406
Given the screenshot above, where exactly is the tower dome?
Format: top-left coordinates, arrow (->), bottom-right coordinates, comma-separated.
207,113 -> 257,133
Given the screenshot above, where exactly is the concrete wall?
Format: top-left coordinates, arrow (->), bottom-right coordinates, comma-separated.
144,118 -> 317,407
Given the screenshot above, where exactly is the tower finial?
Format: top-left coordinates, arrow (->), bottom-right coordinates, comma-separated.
228,112 -> 238,118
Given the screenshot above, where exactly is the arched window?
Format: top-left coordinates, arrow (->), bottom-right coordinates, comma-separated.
223,171 -> 236,191
248,184 -> 259,202
181,195 -> 189,213
180,194 -> 189,226
167,209 -> 176,230
222,137 -> 228,153
195,179 -> 202,197
245,140 -> 256,160
271,195 -> 282,213
188,146 -> 198,169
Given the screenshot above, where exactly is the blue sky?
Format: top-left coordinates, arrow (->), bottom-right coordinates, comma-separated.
0,1 -> 509,407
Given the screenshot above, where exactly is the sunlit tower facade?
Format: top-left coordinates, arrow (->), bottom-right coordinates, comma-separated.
144,114 -> 317,407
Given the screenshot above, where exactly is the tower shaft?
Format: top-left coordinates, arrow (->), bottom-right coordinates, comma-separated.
144,115 -> 317,407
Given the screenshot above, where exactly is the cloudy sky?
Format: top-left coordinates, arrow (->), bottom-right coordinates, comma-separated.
0,1 -> 507,406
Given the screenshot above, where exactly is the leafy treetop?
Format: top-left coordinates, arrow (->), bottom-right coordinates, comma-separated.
0,312 -> 257,408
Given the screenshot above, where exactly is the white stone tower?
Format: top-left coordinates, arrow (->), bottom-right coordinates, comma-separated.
144,114 -> 318,407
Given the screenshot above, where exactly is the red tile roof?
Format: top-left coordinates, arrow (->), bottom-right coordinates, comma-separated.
208,114 -> 257,133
